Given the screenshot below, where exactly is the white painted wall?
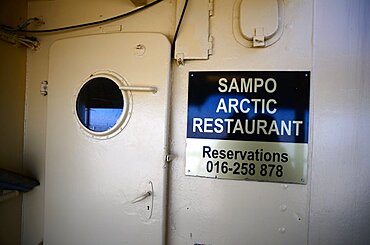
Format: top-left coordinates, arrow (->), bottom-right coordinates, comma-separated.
169,0 -> 312,244
309,1 -> 370,244
21,0 -> 370,244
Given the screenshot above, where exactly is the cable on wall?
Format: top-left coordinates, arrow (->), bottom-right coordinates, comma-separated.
0,30 -> 40,49
171,0 -> 189,58
0,0 -> 187,56
0,0 -> 163,33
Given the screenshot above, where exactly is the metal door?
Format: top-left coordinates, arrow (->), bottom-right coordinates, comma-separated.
44,33 -> 171,245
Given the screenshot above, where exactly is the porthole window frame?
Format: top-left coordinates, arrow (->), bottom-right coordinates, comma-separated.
74,70 -> 133,140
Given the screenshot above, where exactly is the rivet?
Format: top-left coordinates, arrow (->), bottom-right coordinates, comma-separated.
135,44 -> 146,56
278,227 -> 286,234
282,184 -> 289,189
295,212 -> 303,222
280,204 -> 287,212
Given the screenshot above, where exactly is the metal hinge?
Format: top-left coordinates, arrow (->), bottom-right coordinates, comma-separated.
40,81 -> 48,96
209,0 -> 214,16
208,36 -> 214,55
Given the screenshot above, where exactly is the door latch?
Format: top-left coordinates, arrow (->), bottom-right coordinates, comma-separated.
131,181 -> 154,219
40,81 -> 48,96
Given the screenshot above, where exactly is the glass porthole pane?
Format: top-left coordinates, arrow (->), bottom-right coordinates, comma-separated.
76,77 -> 124,132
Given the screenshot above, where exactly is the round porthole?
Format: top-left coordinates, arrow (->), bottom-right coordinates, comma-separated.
75,71 -> 132,139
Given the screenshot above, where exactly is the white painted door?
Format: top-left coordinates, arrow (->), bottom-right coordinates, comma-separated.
44,33 -> 171,245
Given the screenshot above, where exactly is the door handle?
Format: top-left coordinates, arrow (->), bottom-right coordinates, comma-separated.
131,181 -> 154,219
131,191 -> 151,204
